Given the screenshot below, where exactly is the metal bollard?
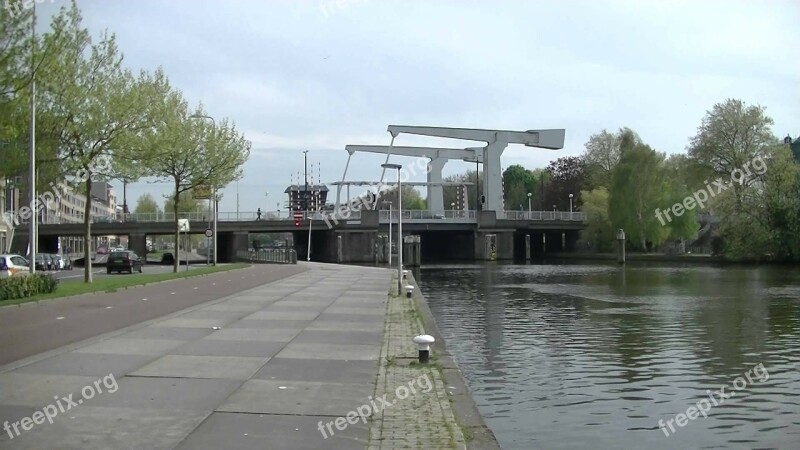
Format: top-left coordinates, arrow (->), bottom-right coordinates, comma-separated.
413,335 -> 435,363
405,285 -> 414,298
402,270 -> 408,280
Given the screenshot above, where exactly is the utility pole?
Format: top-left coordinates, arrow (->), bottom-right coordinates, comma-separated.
28,3 -> 37,273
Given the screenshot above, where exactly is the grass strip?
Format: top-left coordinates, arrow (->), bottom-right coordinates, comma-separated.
0,263 -> 250,307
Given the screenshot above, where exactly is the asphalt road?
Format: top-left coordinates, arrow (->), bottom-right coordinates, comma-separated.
0,264 -> 308,367
49,263 -> 206,283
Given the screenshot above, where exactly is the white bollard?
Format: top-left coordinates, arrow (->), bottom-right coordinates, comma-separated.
405,285 -> 414,298
412,334 -> 435,363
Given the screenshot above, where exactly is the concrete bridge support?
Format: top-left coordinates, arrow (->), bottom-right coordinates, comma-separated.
475,231 -> 513,260
225,231 -> 249,263
316,231 -> 378,264
128,233 -> 148,258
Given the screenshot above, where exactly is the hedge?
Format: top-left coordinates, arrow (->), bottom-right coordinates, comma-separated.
0,273 -> 60,301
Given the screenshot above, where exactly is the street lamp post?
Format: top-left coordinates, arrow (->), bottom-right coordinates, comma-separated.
189,114 -> 217,265
384,201 -> 392,266
569,193 -> 574,217
382,163 -> 402,293
527,192 -> 532,219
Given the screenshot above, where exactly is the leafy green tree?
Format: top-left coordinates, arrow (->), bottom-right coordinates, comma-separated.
134,76 -> 250,271
543,156 -> 585,211
502,164 -> 537,211
583,129 -> 631,189
609,131 -> 670,251
40,3 -> 152,282
688,99 -> 776,209
133,193 -> 161,216
580,187 -> 614,252
378,186 -> 425,210
762,146 -> 800,261
163,191 -> 206,215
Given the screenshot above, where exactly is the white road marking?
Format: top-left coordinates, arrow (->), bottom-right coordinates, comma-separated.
56,316 -> 65,320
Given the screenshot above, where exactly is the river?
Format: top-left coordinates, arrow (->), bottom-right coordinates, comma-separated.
417,261 -> 800,450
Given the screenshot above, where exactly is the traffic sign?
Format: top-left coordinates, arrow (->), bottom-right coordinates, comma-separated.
204,228 -> 213,238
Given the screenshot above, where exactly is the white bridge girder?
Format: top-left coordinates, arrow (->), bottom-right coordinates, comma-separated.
343,145 -> 484,211
386,126 -> 565,213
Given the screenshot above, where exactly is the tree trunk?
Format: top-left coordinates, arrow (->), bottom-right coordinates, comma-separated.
83,176 -> 93,283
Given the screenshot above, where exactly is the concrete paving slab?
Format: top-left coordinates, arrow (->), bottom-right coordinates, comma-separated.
274,342 -> 380,361
151,317 -> 236,328
253,358 -> 378,383
205,328 -> 302,342
172,339 -> 286,358
179,310 -> 252,321
227,319 -> 312,329
130,355 -> 269,380
217,379 -> 373,416
317,313 -> 385,323
0,406 -> 208,450
268,300 -> 334,309
13,352 -> 155,377
307,321 -> 383,332
0,373 -> 99,407
199,303 -> 265,312
87,377 -> 241,410
291,330 -> 384,345
324,307 -> 384,315
244,310 -> 322,321
123,326 -> 213,341
174,411 -> 367,450
73,338 -> 187,356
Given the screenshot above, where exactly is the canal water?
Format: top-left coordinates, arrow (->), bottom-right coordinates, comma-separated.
417,262 -> 800,449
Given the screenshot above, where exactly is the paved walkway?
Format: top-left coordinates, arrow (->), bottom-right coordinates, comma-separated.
0,263 -> 470,449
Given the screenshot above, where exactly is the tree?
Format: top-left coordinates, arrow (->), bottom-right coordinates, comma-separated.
163,190 -> 206,215
688,99 -> 776,209
502,165 -> 537,211
377,185 -> 425,210
543,156 -> 586,211
135,77 -> 249,271
40,3 -> 152,282
609,131 -> 670,251
580,187 -> 614,252
133,193 -> 161,216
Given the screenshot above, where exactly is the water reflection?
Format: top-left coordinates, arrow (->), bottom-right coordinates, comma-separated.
418,262 -> 800,449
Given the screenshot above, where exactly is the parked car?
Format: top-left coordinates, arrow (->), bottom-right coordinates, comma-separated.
106,251 -> 143,274
31,254 -> 47,271
0,254 -> 30,278
43,253 -> 56,271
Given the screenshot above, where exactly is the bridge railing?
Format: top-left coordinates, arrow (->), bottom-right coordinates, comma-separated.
379,210 -> 477,223
502,211 -> 587,221
237,248 -> 297,264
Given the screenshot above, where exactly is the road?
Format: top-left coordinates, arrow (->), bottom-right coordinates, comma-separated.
0,264 -> 307,367
49,263 -> 207,283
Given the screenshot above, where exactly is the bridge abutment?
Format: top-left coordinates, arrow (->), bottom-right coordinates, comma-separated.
128,233 -> 148,258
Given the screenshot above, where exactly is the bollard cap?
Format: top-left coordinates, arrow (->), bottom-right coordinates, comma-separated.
405,285 -> 414,291
402,270 -> 409,275
413,334 -> 435,345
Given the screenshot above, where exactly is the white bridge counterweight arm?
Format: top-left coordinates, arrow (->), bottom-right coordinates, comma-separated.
386,126 -> 565,150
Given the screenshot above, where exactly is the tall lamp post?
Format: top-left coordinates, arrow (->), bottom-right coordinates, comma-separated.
382,163 -> 402,293
189,113 -> 217,265
527,192 -> 532,218
569,193 -> 574,217
384,200 -> 392,266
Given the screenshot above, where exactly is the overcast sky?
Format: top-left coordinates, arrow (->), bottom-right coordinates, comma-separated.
37,0 -> 800,212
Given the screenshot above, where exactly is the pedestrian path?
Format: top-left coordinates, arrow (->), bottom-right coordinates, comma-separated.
0,263 -> 469,449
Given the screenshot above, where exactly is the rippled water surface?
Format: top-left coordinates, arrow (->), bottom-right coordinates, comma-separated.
417,262 -> 800,449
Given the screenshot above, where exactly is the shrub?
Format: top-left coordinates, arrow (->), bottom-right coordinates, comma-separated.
0,273 -> 60,301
